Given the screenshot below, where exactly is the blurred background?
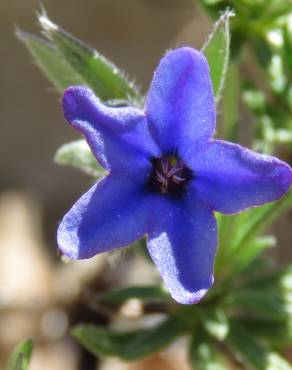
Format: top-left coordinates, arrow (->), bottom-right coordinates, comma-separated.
1,0 -> 292,369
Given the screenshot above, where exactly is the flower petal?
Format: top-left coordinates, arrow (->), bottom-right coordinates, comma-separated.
146,199 -> 217,304
188,140 -> 292,214
63,86 -> 160,176
146,47 -> 215,154
57,175 -> 154,259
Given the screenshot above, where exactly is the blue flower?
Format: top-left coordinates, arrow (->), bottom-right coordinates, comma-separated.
57,47 -> 292,304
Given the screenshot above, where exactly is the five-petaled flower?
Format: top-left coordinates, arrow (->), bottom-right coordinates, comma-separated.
57,47 -> 292,304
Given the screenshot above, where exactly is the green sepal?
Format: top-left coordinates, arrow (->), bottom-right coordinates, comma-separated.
16,30 -> 84,92
6,340 -> 33,370
38,12 -> 141,103
202,9 -> 234,104
54,139 -> 105,178
72,315 -> 186,360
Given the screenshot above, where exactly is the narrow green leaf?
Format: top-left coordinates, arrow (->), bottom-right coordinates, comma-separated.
226,266 -> 292,319
242,265 -> 292,290
227,288 -> 291,320
55,139 -> 105,177
235,317 -> 292,348
38,13 -> 141,103
222,62 -> 240,141
228,235 -> 276,277
284,20 -> 292,74
229,189 -> 292,257
6,340 -> 33,370
202,9 -> 233,104
198,309 -> 229,341
72,316 -> 186,360
95,285 -> 169,306
251,36 -> 274,69
226,322 -> 292,370
210,192 -> 292,294
215,213 -> 238,273
189,330 -> 229,370
16,30 -> 84,92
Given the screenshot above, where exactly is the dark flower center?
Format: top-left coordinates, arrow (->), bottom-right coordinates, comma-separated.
148,155 -> 192,196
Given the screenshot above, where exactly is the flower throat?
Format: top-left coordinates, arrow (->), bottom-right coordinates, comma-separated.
148,155 -> 192,196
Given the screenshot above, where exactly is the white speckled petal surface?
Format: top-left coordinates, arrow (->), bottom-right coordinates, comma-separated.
147,198 -> 217,304
63,86 -> 160,177
58,175 -> 154,259
187,140 -> 292,214
146,47 -> 215,155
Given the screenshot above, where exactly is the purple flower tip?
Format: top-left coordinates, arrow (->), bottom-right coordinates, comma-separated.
58,47 -> 292,304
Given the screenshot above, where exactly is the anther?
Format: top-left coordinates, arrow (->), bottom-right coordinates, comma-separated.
148,155 -> 192,196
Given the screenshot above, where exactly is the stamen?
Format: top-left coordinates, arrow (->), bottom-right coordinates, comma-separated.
156,171 -> 166,183
161,183 -> 168,193
161,158 -> 169,174
167,164 -> 184,177
172,175 -> 186,184
148,155 -> 192,196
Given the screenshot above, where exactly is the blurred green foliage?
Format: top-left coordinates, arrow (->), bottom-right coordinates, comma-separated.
199,0 -> 292,153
